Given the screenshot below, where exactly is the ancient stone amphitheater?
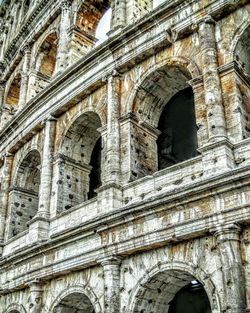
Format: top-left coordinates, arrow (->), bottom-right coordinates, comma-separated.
0,0 -> 249,312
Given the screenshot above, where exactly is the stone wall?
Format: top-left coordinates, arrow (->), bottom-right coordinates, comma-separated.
0,0 -> 249,312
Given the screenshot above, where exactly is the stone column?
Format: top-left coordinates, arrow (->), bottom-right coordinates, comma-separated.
214,224 -> 246,313
0,152 -> 14,254
101,256 -> 122,313
104,72 -> 121,184
55,0 -> 72,73
28,280 -> 44,313
110,0 -> 126,35
37,116 -> 57,219
19,44 -> 31,108
198,16 -> 226,142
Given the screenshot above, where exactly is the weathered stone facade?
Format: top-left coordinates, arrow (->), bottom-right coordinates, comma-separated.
0,0 -> 250,312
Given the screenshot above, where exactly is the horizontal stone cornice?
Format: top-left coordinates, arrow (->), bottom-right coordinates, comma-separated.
1,163 -> 250,291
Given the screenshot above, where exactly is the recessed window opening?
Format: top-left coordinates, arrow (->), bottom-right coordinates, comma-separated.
157,87 -> 198,170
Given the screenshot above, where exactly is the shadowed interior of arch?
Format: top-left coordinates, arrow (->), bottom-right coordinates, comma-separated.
131,65 -> 199,178
8,150 -> 41,238
53,292 -> 95,313
133,270 -> 211,313
6,73 -> 21,107
235,24 -> 250,77
58,112 -> 102,213
36,32 -> 58,78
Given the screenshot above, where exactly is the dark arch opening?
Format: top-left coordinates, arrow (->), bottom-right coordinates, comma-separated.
235,24 -> 250,77
132,270 -> 212,313
157,87 -> 198,170
169,281 -> 211,313
88,136 -> 102,199
59,112 -> 102,212
9,150 -> 41,238
53,292 -> 96,313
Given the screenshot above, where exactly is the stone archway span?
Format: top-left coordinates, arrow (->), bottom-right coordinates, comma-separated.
13,148 -> 42,185
32,27 -> 59,63
229,19 -> 250,64
127,260 -> 221,313
125,56 -> 201,115
4,303 -> 27,313
48,284 -> 102,313
58,107 -> 106,155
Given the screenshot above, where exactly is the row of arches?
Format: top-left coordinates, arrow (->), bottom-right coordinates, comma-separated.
7,68 -> 199,238
4,269 -> 213,313
4,1 -> 113,109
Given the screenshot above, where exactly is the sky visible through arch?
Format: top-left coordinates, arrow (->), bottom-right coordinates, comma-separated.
96,0 -> 166,44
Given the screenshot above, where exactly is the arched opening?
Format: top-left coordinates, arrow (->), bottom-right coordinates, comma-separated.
58,112 -> 102,213
129,65 -> 198,180
88,136 -> 102,199
8,150 -> 41,238
53,292 -> 96,313
132,270 -> 212,313
36,32 -> 58,78
157,87 -> 198,170
232,24 -> 250,141
6,73 -> 21,107
235,24 -> 250,77
69,0 -> 111,61
169,281 -> 211,313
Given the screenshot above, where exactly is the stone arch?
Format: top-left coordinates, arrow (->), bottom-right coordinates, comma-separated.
231,20 -> 250,76
49,285 -> 102,313
128,261 -> 221,313
56,111 -> 103,213
34,31 -> 58,78
126,56 -> 200,118
4,303 -> 27,313
8,149 -> 41,238
123,57 -> 200,179
5,72 -> 22,107
70,0 -> 111,58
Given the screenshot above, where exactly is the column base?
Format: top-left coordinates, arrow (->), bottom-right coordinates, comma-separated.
97,182 -> 123,214
198,138 -> 234,177
28,216 -> 50,244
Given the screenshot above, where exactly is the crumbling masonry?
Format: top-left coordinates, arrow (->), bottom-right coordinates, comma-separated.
0,0 -> 250,312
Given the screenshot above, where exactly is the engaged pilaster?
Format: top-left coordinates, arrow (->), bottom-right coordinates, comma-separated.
28,280 -> 44,313
37,116 -> 57,219
19,44 -> 31,108
0,152 -> 14,254
101,256 -> 122,313
198,16 -> 226,142
55,0 -> 72,73
105,71 -> 121,184
109,0 -> 126,36
214,224 -> 246,313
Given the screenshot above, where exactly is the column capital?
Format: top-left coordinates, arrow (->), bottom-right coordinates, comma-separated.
20,43 -> 32,55
198,15 -> 215,26
99,255 -> 123,266
213,223 -> 241,242
102,69 -> 122,82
